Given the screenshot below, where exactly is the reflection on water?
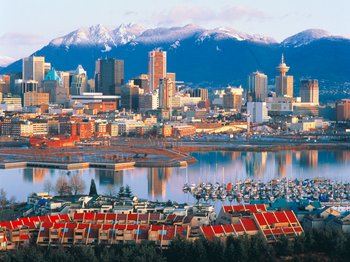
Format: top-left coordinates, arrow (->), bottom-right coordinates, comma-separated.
1,150 -> 350,203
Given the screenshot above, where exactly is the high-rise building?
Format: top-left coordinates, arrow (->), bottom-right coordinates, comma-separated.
300,79 -> 319,104
275,54 -> 293,97
248,71 -> 268,102
22,80 -> 38,94
70,65 -> 87,95
23,92 -> 49,107
133,74 -> 149,91
158,78 -> 174,110
223,87 -> 243,112
59,71 -> 70,91
42,68 -> 69,103
121,80 -> 144,111
95,58 -> 124,95
22,56 -> 45,87
139,91 -> 159,112
186,88 -> 209,101
247,102 -> 270,123
336,99 -> 350,122
0,75 -> 11,94
148,50 -> 166,91
166,72 -> 176,94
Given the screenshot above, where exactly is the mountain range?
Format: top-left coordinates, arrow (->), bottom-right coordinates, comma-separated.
2,24 -> 350,88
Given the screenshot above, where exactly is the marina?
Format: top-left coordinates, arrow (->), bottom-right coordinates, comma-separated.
183,177 -> 350,203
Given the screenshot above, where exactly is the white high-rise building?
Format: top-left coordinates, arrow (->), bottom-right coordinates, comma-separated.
248,71 -> 268,102
22,56 -> 45,87
247,102 -> 270,123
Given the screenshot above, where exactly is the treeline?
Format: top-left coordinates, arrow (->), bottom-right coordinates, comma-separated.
2,228 -> 350,262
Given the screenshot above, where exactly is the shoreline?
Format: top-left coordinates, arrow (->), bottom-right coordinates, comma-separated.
175,141 -> 350,153
0,141 -> 348,170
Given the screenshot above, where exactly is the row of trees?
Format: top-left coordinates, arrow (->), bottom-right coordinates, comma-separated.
2,228 -> 350,261
43,177 -> 98,196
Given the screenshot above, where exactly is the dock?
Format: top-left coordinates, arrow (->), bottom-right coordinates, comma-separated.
0,159 -> 191,170
0,161 -> 135,171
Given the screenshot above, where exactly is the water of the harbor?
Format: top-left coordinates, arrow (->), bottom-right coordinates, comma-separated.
1,150 -> 350,207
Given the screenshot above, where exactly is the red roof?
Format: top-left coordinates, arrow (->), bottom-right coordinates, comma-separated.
201,226 -> 215,240
127,214 -> 138,221
117,214 -> 127,221
115,225 -> 127,230
95,213 -> 106,221
77,223 -> 90,229
223,204 -> 267,214
240,218 -> 258,232
212,225 -> 225,234
106,213 -> 117,221
254,213 -> 268,226
73,213 -> 84,220
101,224 -> 113,230
274,212 -> 289,223
84,213 -> 95,221
59,214 -> 70,222
222,224 -> 235,233
233,224 -> 245,233
138,214 -> 148,221
149,213 -> 161,221
285,211 -> 298,223
264,213 -> 278,225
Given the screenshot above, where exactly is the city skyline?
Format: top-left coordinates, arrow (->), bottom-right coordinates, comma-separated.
1,0 -> 349,60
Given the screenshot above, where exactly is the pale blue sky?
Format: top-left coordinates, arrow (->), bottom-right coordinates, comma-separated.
0,0 -> 349,59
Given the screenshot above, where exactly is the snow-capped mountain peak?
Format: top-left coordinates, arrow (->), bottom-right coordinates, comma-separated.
112,23 -> 145,45
133,24 -> 204,44
49,24 -> 279,48
50,24 -> 115,47
282,29 -> 334,47
50,23 -> 145,47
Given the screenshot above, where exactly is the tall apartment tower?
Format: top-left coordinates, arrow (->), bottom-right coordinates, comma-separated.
158,78 -> 174,110
148,50 -> 166,91
300,79 -> 319,104
22,56 -> 45,87
248,71 -> 268,102
95,58 -> 124,95
275,54 -> 293,97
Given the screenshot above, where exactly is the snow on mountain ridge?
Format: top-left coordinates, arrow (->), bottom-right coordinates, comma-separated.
49,24 -> 278,48
50,23 -> 145,47
281,29 -> 348,47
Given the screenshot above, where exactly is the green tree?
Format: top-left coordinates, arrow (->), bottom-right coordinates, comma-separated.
89,179 -> 98,196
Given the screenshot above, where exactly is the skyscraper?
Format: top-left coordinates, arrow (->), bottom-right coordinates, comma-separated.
158,78 -> 174,110
275,54 -> 293,97
121,80 -> 144,111
95,58 -> 124,95
70,65 -> 87,95
248,71 -> 268,102
148,50 -> 166,91
300,79 -> 319,104
22,56 -> 45,87
223,87 -> 243,112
